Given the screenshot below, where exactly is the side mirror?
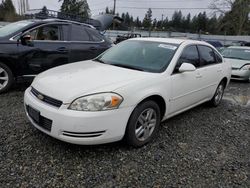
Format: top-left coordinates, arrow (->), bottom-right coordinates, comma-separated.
179,63 -> 196,73
20,34 -> 34,46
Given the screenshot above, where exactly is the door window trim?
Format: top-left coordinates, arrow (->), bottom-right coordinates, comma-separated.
197,44 -> 219,68
9,22 -> 68,42
172,44 -> 200,75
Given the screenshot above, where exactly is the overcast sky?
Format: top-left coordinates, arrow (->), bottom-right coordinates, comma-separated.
13,0 -> 216,20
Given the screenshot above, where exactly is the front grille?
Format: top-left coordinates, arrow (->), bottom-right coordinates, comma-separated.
26,105 -> 52,132
31,87 -> 63,108
62,130 -> 106,138
231,75 -> 241,78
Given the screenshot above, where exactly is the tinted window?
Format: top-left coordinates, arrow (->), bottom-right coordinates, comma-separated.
71,25 -> 90,41
85,27 -> 103,42
178,45 -> 200,68
28,25 -> 61,41
215,51 -> 223,63
198,45 -> 216,66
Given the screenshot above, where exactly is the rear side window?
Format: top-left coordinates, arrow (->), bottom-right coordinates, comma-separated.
178,45 -> 200,68
71,25 -> 90,41
198,45 -> 216,66
85,27 -> 103,42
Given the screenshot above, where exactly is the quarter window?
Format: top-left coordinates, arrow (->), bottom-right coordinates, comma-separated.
85,27 -> 103,42
71,25 -> 91,41
198,45 -> 216,66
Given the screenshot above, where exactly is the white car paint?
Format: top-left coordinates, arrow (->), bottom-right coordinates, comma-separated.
24,38 -> 231,145
223,46 -> 250,81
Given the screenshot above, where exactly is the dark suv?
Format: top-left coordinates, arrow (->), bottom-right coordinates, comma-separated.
0,19 -> 113,93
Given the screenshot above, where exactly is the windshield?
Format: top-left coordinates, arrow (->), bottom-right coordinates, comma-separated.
96,40 -> 179,73
0,20 -> 34,37
222,48 -> 250,61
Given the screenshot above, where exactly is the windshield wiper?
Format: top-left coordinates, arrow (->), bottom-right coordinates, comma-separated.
110,63 -> 145,71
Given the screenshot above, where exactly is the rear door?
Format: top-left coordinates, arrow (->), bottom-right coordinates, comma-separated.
69,24 -> 106,63
197,45 -> 223,99
169,45 -> 204,114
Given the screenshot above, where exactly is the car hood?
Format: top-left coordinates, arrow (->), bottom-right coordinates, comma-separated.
225,58 -> 250,69
32,60 -> 154,103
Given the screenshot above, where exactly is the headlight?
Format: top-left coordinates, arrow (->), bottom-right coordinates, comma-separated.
68,93 -> 123,111
241,64 -> 250,71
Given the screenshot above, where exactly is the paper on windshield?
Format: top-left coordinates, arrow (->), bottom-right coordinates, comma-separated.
158,44 -> 177,50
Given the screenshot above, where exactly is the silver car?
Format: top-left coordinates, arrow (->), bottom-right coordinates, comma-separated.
222,46 -> 250,81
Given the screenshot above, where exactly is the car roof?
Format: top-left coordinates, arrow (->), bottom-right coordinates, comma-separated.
228,46 -> 250,50
27,19 -> 95,29
130,37 -> 209,45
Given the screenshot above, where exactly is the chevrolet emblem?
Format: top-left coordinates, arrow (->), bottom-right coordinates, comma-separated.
37,94 -> 44,100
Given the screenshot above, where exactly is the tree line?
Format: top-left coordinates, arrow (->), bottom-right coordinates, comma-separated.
0,0 -> 249,35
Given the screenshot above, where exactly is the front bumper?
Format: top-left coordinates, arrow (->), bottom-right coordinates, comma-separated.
231,69 -> 250,81
24,88 -> 134,145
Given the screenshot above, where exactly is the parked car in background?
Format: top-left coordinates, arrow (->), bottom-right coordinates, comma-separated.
115,33 -> 142,44
205,40 -> 224,51
222,46 -> 250,81
231,41 -> 248,47
24,38 -> 231,147
0,18 -> 114,93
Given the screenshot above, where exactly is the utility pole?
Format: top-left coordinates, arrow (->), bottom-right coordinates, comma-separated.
112,0 -> 116,30
161,14 -> 164,30
113,0 -> 116,15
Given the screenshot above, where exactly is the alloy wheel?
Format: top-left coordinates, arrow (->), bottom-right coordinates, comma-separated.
214,84 -> 224,105
0,67 -> 9,90
135,108 -> 157,142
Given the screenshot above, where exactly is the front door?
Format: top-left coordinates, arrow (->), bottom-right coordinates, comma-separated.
169,45 -> 204,114
19,24 -> 70,75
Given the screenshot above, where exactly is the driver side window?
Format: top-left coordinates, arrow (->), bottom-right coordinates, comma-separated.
27,25 -> 61,41
174,45 -> 200,73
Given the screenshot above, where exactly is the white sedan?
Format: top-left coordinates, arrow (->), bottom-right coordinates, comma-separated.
24,38 -> 231,147
222,46 -> 250,81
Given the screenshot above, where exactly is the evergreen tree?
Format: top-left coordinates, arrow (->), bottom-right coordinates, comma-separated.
142,8 -> 152,29
0,0 -> 16,21
59,0 -> 90,18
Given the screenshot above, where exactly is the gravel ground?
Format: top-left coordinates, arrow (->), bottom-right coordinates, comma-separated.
0,82 -> 249,188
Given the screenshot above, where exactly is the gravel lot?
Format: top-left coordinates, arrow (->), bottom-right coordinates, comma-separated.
0,82 -> 249,188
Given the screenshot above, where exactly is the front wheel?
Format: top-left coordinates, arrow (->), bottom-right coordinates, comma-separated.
0,62 -> 14,94
125,101 -> 161,147
209,81 -> 225,107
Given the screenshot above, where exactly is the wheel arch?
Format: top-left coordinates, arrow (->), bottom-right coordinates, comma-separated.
136,94 -> 167,120
221,77 -> 228,87
0,58 -> 16,77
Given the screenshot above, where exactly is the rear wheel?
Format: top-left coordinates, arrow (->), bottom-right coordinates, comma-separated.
125,101 -> 161,147
0,62 -> 14,94
209,81 -> 225,107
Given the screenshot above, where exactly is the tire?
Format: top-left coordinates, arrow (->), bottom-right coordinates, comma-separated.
125,100 -> 161,147
0,62 -> 14,94
209,81 -> 226,107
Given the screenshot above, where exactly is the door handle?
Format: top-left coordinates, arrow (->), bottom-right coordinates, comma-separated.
217,69 -> 222,72
196,74 -> 202,78
57,47 -> 68,52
